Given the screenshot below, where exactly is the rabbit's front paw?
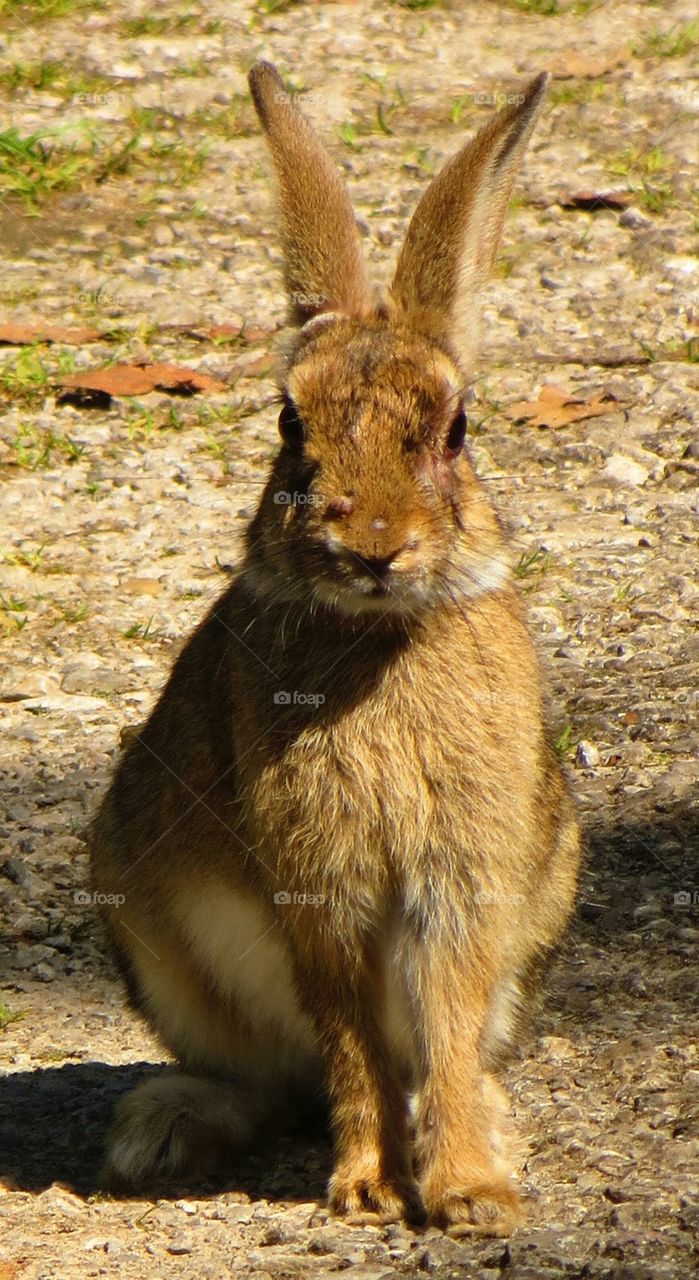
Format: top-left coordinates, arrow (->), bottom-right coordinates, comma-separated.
425,1180 -> 522,1237
329,1166 -> 426,1225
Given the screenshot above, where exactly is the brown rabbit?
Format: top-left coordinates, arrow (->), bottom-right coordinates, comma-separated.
90,61 -> 580,1235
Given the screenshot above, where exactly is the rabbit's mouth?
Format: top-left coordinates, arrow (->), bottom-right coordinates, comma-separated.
310,563 -> 432,617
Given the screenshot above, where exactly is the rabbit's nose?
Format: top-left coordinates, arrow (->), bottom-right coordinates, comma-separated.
350,548 -> 401,580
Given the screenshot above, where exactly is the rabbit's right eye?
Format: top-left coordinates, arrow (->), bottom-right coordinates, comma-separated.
445,407 -> 467,456
278,398 -> 305,450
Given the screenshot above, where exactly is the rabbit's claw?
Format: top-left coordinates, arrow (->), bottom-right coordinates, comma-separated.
329,1169 -> 426,1226
426,1180 -> 522,1237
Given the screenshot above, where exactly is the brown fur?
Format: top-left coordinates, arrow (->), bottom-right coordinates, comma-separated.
90,61 -> 580,1233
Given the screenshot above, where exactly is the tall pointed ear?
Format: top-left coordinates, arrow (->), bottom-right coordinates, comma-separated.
248,61 -> 372,326
390,74 -> 549,363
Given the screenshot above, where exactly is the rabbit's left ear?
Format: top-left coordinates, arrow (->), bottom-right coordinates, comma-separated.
249,60 -> 372,326
390,74 -> 548,363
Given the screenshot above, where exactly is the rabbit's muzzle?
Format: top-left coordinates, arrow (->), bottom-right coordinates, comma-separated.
312,526 -> 428,612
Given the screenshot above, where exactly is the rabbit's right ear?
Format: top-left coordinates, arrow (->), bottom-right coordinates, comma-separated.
390,74 -> 549,365
249,61 -> 372,327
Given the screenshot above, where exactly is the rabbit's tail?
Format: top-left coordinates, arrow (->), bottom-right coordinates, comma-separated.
101,1069 -> 265,1192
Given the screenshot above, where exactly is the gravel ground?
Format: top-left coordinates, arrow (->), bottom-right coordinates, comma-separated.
1,1 -> 697,1277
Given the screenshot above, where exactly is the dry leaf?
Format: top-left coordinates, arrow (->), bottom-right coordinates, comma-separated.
560,190 -> 633,212
550,46 -> 630,80
160,321 -> 276,343
241,324 -> 275,343
234,352 -> 278,378
120,577 -> 163,596
161,320 -> 245,342
57,362 -> 227,406
505,384 -> 618,429
0,323 -> 107,345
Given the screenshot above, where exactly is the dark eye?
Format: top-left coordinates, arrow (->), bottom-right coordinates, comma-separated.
278,397 -> 305,450
445,407 -> 467,456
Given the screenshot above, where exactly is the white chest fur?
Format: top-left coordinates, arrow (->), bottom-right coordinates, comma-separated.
176,884 -> 317,1057
174,882 -> 419,1078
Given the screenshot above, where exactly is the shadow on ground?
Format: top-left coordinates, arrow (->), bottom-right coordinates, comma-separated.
0,1059 -> 331,1199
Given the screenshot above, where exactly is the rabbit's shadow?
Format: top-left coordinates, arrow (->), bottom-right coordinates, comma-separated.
0,1060 -> 331,1199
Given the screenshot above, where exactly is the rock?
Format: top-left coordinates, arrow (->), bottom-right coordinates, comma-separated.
603,454 -> 650,486
10,944 -> 56,970
0,672 -> 59,701
619,206 -> 651,229
153,224 -> 175,246
61,666 -> 131,694
576,740 -> 601,768
166,1239 -> 193,1255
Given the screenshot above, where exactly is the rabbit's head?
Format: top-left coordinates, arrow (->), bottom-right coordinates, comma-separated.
245,62 -> 548,618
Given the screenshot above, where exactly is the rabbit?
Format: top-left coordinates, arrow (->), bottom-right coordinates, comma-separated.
90,60 -> 581,1236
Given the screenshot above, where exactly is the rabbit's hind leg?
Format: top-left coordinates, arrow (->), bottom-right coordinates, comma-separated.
101,1069 -> 263,1192
99,886 -> 320,1193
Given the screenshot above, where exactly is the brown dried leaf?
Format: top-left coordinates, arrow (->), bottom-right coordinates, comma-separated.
560,190 -> 633,212
169,321 -> 245,342
505,384 -> 619,429
57,362 -> 227,403
0,323 -> 107,345
160,320 -> 276,343
233,352 -> 278,378
550,47 -> 630,80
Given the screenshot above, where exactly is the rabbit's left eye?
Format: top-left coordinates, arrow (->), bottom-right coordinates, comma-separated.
279,396 -> 305,450
445,407 -> 467,456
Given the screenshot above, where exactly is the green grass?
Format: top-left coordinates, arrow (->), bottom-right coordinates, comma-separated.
515,548 -> 554,587
0,346 -> 52,402
0,999 -> 24,1030
0,0 -> 106,20
0,346 -> 77,406
123,616 -> 156,640
121,11 -> 222,36
554,724 -> 578,757
9,425 -> 85,470
634,22 -> 699,59
0,60 -> 64,91
0,125 -> 95,208
401,145 -> 434,175
338,122 -> 362,150
604,144 -> 676,213
510,0 -> 558,12
58,600 -> 89,623
0,102 -> 218,209
548,80 -> 612,107
252,0 -> 298,13
1,541 -> 48,572
188,99 -> 254,140
0,588 -> 28,629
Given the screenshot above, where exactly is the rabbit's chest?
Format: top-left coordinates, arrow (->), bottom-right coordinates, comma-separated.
248,694 -> 479,886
